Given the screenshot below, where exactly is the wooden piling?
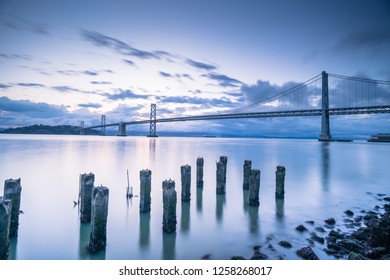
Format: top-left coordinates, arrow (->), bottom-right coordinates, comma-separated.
88,186 -> 109,253
181,165 -> 191,202
140,169 -> 152,212
162,179 -> 177,233
3,178 -> 22,237
79,173 -> 95,222
0,198 -> 12,260
243,160 -> 252,190
196,157 -> 204,188
216,156 -> 227,194
248,169 -> 260,206
275,166 -> 286,199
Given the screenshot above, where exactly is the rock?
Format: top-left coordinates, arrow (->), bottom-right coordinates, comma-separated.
201,254 -> 212,260
231,256 -> 246,260
383,197 -> 390,202
344,210 -> 354,216
329,230 -> 345,240
296,224 -> 308,232
348,252 -> 367,260
296,246 -> 319,260
384,204 -> 390,212
339,239 -> 365,253
251,250 -> 268,260
363,213 -> 377,222
278,241 -> 292,248
315,226 -> 326,233
325,218 -> 336,225
327,242 -> 341,251
305,220 -> 315,225
310,233 -> 325,244
354,215 -> 363,223
351,228 -> 370,240
365,247 -> 387,260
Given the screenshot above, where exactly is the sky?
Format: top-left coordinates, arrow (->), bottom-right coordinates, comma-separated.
0,0 -> 389,137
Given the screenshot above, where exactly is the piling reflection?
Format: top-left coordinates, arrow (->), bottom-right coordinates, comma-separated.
275,198 -> 284,220
8,236 -> 18,260
139,212 -> 150,250
248,205 -> 259,234
216,194 -> 226,222
162,232 -> 176,260
320,142 -> 330,191
180,202 -> 190,233
149,138 -> 156,161
196,187 -> 203,214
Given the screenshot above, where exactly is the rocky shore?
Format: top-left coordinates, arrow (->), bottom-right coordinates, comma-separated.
203,193 -> 390,260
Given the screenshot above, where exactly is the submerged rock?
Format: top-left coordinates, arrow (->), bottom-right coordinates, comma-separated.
251,250 -> 269,260
296,224 -> 308,232
325,218 -> 336,225
278,241 -> 292,249
344,210 -> 354,216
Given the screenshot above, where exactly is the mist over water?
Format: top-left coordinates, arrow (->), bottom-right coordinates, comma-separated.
0,134 -> 388,260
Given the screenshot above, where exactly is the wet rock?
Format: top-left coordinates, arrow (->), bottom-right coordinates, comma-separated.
251,250 -> 269,260
363,213 -> 377,222
384,204 -> 390,212
339,239 -> 365,253
328,230 -> 345,240
296,224 -> 308,232
315,226 -> 326,233
278,241 -> 292,248
310,232 -> 325,244
325,218 -> 336,225
381,254 -> 390,260
201,254 -> 212,260
231,256 -> 246,260
348,252 -> 367,260
296,246 -> 319,260
344,210 -> 354,217
305,220 -> 315,225
351,228 -> 370,240
365,247 -> 387,260
327,242 -> 341,251
383,197 -> 390,202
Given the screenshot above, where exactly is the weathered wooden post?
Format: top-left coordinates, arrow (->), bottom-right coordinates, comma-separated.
3,178 -> 22,237
88,186 -> 109,253
275,166 -> 286,199
196,157 -> 204,188
162,179 -> 177,233
0,198 -> 12,260
243,160 -> 252,190
216,156 -> 228,194
248,169 -> 261,206
140,169 -> 152,212
79,173 -> 95,222
181,165 -> 191,202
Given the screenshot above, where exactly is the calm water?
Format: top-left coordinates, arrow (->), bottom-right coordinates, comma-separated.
0,134 -> 389,260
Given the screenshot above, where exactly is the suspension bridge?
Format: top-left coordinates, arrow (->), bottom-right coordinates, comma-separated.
81,71 -> 390,140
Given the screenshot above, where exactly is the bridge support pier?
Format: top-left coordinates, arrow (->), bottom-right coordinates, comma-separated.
100,115 -> 106,136
117,122 -> 126,136
147,103 -> 158,137
319,71 -> 332,141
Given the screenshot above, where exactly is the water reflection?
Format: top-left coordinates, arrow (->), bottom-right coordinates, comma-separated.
247,205 -> 259,234
78,222 -> 106,260
139,212 -> 150,250
149,139 -> 156,161
8,236 -> 17,260
196,187 -> 203,214
180,202 -> 190,233
216,194 -> 226,222
162,232 -> 176,260
320,142 -> 330,191
275,198 -> 284,220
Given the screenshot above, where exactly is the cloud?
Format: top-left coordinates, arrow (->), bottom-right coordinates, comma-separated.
104,89 -> 149,101
0,83 -> 12,89
78,103 -> 102,109
58,69 -> 111,76
160,95 -> 238,108
0,53 -> 31,60
83,70 -> 98,76
159,71 -> 173,78
52,86 -> 79,92
0,12 -> 50,35
203,72 -> 243,87
186,59 -> 217,71
91,81 -> 111,85
0,96 -> 67,118
123,59 -> 135,66
82,30 -> 162,59
334,29 -> 390,52
15,82 -> 45,88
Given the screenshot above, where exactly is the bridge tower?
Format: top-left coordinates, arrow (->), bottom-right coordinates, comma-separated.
100,115 -> 106,136
147,103 -> 158,137
80,121 -> 85,135
118,122 -> 126,136
319,71 -> 332,141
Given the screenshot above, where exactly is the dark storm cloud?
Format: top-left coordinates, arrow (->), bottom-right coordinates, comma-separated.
104,89 -> 149,101
78,103 -> 102,109
186,59 -> 217,71
81,30 -> 163,59
202,73 -> 243,87
0,96 -> 67,118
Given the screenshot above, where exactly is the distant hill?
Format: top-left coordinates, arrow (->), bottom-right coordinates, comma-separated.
0,124 -> 100,135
